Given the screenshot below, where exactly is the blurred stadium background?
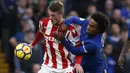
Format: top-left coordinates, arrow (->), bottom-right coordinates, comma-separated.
0,0 -> 130,73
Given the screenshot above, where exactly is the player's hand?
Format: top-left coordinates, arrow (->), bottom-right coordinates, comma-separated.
60,23 -> 67,31
53,31 -> 65,40
28,44 -> 33,49
53,24 -> 68,40
74,64 -> 84,73
118,54 -> 124,68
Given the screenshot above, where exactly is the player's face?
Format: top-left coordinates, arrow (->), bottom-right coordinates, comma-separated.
86,18 -> 99,35
48,9 -> 62,25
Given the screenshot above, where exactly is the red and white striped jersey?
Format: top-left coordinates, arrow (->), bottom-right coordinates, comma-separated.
39,18 -> 80,69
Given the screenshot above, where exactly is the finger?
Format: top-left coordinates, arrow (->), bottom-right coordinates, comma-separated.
79,69 -> 83,73
79,69 -> 81,73
119,62 -> 123,68
77,68 -> 80,73
76,68 -> 79,73
79,68 -> 84,73
73,68 -> 76,73
120,65 -> 123,68
78,68 -> 81,73
79,68 -> 83,73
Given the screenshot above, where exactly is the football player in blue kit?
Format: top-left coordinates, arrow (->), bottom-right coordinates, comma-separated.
54,12 -> 110,73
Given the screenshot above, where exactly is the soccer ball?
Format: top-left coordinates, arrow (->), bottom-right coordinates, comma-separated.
14,43 -> 32,60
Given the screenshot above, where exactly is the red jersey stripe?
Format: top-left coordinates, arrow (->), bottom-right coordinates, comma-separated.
44,40 -> 49,65
48,41 -> 57,68
58,44 -> 68,69
67,53 -> 73,66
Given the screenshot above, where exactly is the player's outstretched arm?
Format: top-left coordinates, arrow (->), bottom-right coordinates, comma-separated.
30,32 -> 43,48
65,16 -> 86,27
61,39 -> 97,55
29,20 -> 44,48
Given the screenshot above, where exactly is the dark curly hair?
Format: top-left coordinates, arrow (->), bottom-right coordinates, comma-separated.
91,12 -> 110,33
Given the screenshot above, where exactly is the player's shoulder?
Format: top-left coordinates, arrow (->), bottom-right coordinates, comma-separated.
39,17 -> 50,22
39,17 -> 50,26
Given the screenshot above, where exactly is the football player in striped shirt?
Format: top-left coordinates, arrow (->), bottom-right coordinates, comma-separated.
29,1 -> 83,73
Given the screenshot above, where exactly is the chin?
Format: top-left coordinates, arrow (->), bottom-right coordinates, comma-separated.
52,22 -> 57,25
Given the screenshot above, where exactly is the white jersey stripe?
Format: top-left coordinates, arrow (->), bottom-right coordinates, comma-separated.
45,20 -> 53,35
63,47 -> 72,67
39,21 -> 43,33
43,50 -> 47,62
45,40 -> 53,67
53,42 -> 62,69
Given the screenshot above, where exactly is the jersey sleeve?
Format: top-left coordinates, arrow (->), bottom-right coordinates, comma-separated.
31,20 -> 44,46
65,16 -> 86,26
39,21 -> 43,33
61,39 -> 97,55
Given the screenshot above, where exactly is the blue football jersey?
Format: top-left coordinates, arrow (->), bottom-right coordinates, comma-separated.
62,16 -> 108,73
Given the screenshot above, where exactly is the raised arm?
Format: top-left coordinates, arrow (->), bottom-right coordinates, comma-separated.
65,16 -> 86,26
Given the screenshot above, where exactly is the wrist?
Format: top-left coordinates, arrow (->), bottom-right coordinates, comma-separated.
120,53 -> 124,56
28,44 -> 33,48
75,63 -> 80,65
75,62 -> 80,64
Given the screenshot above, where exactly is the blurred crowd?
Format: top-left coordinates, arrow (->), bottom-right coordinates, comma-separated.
0,0 -> 130,73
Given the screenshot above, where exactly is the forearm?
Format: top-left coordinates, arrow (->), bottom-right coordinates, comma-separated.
31,32 -> 43,46
61,39 -> 85,55
120,40 -> 128,56
120,31 -> 128,56
62,39 -> 97,55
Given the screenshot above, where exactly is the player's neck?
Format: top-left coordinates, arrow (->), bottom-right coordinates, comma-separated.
55,18 -> 64,26
58,18 -> 64,25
